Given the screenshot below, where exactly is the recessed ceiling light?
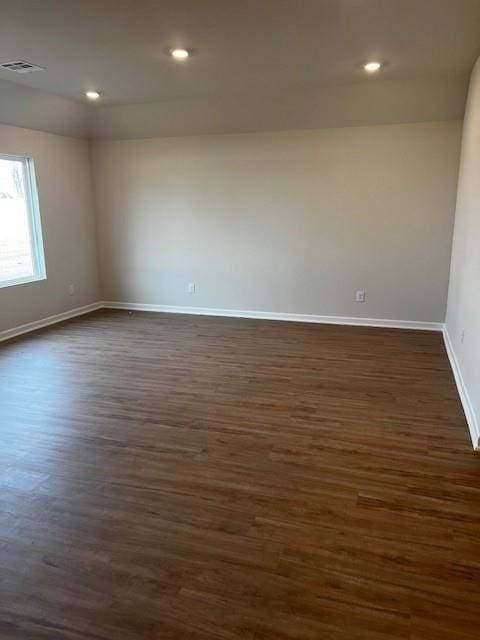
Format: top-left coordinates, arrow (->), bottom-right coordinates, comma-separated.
170,48 -> 189,60
85,90 -> 100,100
364,61 -> 382,73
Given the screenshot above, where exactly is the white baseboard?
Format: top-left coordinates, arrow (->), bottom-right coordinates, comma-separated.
0,302 -> 103,343
443,327 -> 480,451
101,301 -> 443,332
0,300 -> 443,346
2,299 -> 477,450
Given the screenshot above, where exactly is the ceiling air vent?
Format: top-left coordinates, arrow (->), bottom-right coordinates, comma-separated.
0,60 -> 45,74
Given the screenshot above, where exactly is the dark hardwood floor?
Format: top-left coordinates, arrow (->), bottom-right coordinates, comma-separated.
1,309 -> 479,639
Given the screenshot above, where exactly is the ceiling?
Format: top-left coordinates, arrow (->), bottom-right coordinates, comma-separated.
0,0 -> 479,106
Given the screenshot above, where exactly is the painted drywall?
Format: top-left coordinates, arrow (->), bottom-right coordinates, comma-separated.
92,121 -> 461,322
0,71 -> 468,143
91,76 -> 468,140
3,0 -> 479,105
445,57 -> 480,446
0,123 -> 99,332
0,79 -> 92,139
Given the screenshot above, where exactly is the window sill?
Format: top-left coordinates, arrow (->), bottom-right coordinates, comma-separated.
0,274 -> 46,290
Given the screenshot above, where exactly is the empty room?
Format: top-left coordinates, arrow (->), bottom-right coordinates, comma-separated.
1,1 -> 480,638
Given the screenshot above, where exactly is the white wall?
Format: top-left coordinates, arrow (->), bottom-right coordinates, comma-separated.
0,123 -> 99,333
92,121 -> 461,323
445,58 -> 480,448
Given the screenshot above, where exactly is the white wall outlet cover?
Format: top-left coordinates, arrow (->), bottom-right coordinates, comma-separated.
188,283 -> 196,293
356,290 -> 366,302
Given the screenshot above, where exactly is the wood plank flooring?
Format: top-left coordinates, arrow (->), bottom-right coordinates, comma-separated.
1,309 -> 479,639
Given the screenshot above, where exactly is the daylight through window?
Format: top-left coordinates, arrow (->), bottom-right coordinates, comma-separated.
0,154 -> 46,288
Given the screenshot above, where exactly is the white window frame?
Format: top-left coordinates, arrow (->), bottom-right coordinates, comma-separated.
0,153 -> 46,289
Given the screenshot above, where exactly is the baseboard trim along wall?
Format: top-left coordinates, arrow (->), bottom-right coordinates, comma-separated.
0,301 -> 443,344
443,327 -> 480,451
0,302 -> 103,343
101,301 -> 444,331
3,300 -> 477,452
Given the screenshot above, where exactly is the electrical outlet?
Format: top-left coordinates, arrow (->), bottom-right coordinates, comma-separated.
188,282 -> 196,294
68,283 -> 75,296
355,289 -> 366,303
461,329 -> 465,344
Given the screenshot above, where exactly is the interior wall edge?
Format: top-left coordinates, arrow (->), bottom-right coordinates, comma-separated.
443,326 -> 480,450
0,78 -> 92,139
88,117 -> 464,145
0,302 -> 103,343
90,75 -> 468,141
101,301 -> 443,331
0,300 -> 443,343
0,73 -> 468,141
444,56 -> 480,456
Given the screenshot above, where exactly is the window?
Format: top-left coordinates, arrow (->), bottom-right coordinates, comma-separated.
0,154 -> 46,288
